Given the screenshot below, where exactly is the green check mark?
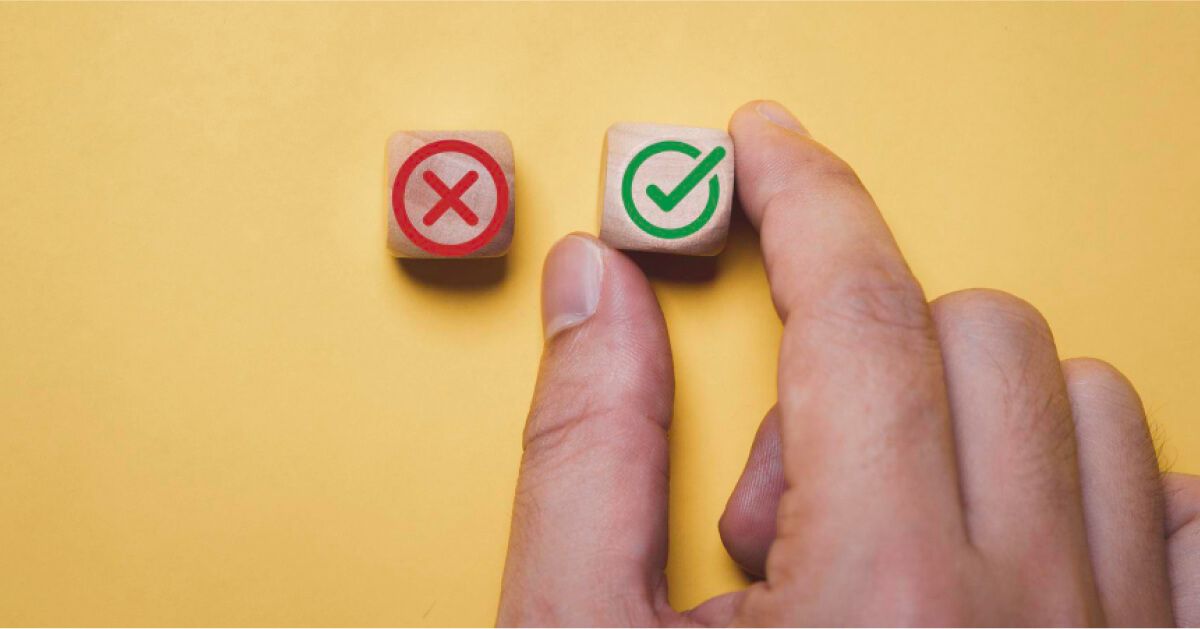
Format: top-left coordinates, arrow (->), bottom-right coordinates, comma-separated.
645,146 -> 728,212
622,139 -> 727,239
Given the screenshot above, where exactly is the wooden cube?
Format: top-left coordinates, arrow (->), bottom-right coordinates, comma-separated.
599,123 -> 735,256
386,131 -> 514,258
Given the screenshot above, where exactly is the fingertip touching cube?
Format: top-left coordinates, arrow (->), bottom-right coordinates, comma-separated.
599,123 -> 735,256
386,131 -> 514,258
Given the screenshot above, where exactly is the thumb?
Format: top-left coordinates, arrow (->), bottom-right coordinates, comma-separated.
498,234 -> 675,626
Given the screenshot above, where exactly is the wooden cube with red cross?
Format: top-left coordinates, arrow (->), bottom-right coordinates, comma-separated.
386,131 -> 515,258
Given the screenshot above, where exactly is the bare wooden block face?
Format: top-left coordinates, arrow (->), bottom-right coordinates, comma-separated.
386,131 -> 514,258
600,123 -> 735,256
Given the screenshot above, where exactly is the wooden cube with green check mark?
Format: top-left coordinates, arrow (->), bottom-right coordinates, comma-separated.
599,123 -> 734,255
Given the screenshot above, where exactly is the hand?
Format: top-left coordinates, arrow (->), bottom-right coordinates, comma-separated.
497,100 -> 1191,626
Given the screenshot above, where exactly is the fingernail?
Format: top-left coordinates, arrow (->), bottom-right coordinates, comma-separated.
542,234 -> 604,340
756,101 -> 809,135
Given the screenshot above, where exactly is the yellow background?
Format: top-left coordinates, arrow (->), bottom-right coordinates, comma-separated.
2,2 -> 1199,625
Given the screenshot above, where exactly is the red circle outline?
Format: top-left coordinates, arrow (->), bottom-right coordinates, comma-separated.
392,139 -> 510,256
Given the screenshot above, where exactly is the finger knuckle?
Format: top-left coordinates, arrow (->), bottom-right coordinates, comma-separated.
521,397 -> 667,479
933,288 -> 1053,347
813,152 -> 866,191
1062,357 -> 1147,430
813,261 -> 933,337
790,139 -> 865,190
524,395 -> 622,453
1061,357 -> 1139,406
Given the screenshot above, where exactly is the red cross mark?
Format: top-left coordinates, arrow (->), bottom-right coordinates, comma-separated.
421,170 -> 480,227
393,139 -> 510,256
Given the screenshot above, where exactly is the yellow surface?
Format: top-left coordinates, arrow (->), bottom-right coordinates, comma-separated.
2,2 -> 1199,625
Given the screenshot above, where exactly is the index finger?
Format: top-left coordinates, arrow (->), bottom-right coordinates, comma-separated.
728,101 -> 966,588
731,101 -> 913,325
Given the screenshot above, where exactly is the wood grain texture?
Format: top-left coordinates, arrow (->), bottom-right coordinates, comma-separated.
599,123 -> 734,256
386,131 -> 514,258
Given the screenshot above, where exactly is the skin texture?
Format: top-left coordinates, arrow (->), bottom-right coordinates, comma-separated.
497,100 -> 1197,626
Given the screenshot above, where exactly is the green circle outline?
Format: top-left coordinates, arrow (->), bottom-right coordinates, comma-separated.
621,140 -> 720,239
